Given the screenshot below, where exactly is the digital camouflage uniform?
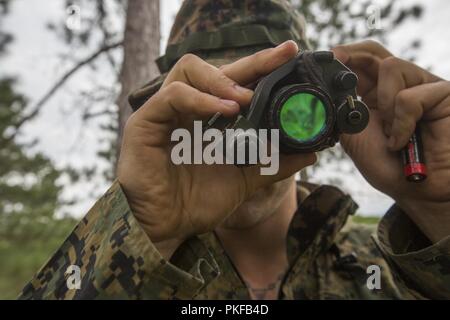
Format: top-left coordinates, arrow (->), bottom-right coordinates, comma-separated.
20,0 -> 450,300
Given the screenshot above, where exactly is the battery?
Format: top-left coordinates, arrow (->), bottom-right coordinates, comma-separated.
401,126 -> 427,182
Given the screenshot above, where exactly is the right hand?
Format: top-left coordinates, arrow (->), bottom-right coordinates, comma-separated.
117,41 -> 316,258
332,41 -> 450,243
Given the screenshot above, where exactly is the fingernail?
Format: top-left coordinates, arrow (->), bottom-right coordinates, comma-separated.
220,99 -> 238,108
276,40 -> 290,48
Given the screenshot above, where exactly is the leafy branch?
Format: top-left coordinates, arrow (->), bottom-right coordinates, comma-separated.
5,40 -> 123,141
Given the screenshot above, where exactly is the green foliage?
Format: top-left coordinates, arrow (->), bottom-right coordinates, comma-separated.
0,2 -> 76,296
0,79 -> 59,228
0,78 -> 77,299
352,215 -> 380,225
296,0 -> 422,49
0,218 -> 76,299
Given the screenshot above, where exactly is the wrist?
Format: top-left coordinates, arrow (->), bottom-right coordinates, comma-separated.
135,216 -> 189,260
396,198 -> 450,243
121,189 -> 189,259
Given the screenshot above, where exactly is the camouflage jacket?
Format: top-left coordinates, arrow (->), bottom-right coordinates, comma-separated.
19,181 -> 450,299
19,0 -> 450,300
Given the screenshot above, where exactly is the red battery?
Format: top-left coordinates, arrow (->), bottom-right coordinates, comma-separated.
401,126 -> 427,182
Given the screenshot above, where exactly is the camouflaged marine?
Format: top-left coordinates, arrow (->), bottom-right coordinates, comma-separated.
20,0 -> 450,300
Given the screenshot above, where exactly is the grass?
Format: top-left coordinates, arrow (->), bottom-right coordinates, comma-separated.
0,219 -> 76,299
352,215 -> 380,225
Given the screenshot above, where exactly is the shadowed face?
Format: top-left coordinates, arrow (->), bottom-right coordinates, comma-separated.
220,176 -> 296,229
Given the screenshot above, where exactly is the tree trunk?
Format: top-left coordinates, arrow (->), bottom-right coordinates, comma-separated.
115,0 -> 160,168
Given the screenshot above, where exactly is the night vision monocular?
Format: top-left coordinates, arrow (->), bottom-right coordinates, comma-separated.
206,50 -> 369,154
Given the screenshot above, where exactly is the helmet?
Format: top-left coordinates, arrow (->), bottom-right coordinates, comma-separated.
129,0 -> 309,110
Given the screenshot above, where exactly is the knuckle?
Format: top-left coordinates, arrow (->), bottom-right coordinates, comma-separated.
207,69 -> 236,94
393,103 -> 417,126
171,54 -> 200,76
165,80 -> 185,94
395,90 -> 413,107
160,81 -> 186,105
177,53 -> 199,68
215,71 -> 235,89
393,104 -> 407,120
218,64 -> 229,71
217,71 -> 232,84
189,89 -> 203,105
364,39 -> 382,49
332,44 -> 346,54
380,56 -> 401,70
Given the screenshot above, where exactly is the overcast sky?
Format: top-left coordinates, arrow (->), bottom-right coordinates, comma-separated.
1,0 -> 450,217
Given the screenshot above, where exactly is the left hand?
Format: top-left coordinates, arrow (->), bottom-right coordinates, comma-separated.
332,40 -> 450,243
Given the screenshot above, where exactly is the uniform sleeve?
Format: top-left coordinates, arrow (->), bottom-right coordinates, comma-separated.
374,205 -> 450,299
18,181 -> 219,300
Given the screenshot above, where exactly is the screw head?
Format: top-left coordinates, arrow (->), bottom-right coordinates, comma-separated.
348,110 -> 362,124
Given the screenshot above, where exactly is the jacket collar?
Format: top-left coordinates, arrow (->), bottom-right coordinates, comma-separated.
286,182 -> 358,264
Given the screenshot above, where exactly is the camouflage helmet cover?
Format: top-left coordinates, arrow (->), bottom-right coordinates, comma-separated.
129,0 -> 309,110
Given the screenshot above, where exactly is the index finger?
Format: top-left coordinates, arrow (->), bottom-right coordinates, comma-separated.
388,80 -> 450,150
220,40 -> 299,85
332,40 -> 393,66
332,40 -> 393,98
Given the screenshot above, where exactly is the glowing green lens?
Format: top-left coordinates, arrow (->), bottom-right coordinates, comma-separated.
279,93 -> 327,142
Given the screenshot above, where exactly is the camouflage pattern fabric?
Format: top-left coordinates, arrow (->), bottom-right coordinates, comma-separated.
19,0 -> 450,299
19,181 -> 450,299
129,0 -> 310,109
156,0 -> 310,73
166,0 -> 308,46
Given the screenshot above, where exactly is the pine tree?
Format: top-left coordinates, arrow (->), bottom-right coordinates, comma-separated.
0,79 -> 64,239
0,0 -> 75,298
0,77 -> 77,298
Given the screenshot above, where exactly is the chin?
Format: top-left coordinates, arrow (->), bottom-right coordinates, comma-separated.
220,177 -> 296,229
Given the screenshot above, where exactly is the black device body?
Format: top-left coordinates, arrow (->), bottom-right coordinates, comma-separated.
206,50 -> 369,154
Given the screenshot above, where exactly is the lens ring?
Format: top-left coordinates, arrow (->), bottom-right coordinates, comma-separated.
268,84 -> 336,152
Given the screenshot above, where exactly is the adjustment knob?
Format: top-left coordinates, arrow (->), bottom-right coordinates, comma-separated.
334,71 -> 358,90
337,98 -> 369,134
